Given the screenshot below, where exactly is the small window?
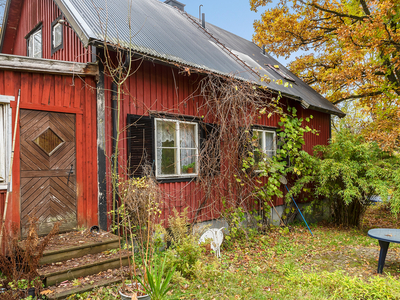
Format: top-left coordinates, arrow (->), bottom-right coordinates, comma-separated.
266,64 -> 295,82
27,28 -> 42,58
51,16 -> 63,55
0,96 -> 13,190
53,23 -> 62,48
155,118 -> 199,178
253,129 -> 276,167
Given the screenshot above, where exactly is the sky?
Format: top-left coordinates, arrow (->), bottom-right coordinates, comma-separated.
184,0 -> 301,66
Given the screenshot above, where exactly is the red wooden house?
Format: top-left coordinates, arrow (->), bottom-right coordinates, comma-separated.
0,0 -> 344,233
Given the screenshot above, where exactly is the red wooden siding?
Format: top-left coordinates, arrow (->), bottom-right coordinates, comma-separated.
3,0 -> 91,62
0,70 -> 98,232
302,109 -> 331,154
104,62 -> 214,227
103,59 -> 332,226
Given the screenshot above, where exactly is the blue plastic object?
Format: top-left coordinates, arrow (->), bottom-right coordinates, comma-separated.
285,185 -> 314,237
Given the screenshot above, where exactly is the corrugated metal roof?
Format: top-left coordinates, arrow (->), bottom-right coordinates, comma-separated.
57,0 -> 255,78
205,22 -> 345,116
56,0 -> 344,116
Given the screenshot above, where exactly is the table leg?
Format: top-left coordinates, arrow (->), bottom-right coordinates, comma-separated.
377,240 -> 390,274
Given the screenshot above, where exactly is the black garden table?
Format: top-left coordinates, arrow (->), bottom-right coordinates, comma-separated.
368,228 -> 400,274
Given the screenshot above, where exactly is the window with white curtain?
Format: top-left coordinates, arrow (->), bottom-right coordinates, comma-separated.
155,118 -> 198,178
0,96 -> 13,190
253,129 -> 276,168
27,28 -> 42,58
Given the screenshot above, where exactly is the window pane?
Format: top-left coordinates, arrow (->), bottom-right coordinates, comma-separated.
180,123 -> 196,148
157,148 -> 176,175
33,128 -> 64,155
253,131 -> 263,164
28,38 -> 33,58
265,151 -> 274,158
157,120 -> 176,148
181,149 -> 196,174
53,23 -> 62,48
156,119 -> 199,177
157,120 -> 177,175
265,132 -> 274,157
33,30 -> 42,58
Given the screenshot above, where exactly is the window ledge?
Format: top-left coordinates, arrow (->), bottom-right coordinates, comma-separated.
0,183 -> 9,191
157,176 -> 197,184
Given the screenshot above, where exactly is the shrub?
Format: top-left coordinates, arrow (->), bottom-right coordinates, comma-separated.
0,217 -> 59,299
164,209 -> 203,279
291,129 -> 400,227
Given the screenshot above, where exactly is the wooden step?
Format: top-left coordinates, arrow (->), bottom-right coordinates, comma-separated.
46,277 -> 123,299
40,236 -> 120,265
39,251 -> 131,286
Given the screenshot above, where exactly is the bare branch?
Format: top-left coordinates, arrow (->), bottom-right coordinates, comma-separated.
332,90 -> 383,104
359,0 -> 371,16
306,1 -> 368,21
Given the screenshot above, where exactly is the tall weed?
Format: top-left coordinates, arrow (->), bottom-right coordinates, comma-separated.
164,209 -> 220,281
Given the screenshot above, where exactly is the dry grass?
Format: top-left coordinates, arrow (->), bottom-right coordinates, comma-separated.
0,217 -> 59,299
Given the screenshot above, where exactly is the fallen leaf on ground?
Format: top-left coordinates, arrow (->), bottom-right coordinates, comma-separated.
40,289 -> 53,295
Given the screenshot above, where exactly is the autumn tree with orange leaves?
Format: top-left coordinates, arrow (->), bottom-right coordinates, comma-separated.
251,0 -> 400,151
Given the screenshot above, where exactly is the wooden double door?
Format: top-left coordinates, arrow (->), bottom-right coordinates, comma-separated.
20,110 -> 77,235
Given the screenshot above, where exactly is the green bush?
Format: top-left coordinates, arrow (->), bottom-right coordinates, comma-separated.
163,209 -> 221,281
163,208 -> 203,279
291,129 -> 400,226
243,107 -> 400,227
164,234 -> 203,279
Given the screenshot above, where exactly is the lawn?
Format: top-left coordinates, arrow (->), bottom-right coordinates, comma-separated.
69,204 -> 400,300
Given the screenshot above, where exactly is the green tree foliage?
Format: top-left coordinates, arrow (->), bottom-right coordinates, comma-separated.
250,0 -> 400,151
292,130 -> 400,227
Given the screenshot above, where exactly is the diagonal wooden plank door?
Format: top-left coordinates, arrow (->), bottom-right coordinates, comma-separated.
20,110 -> 77,235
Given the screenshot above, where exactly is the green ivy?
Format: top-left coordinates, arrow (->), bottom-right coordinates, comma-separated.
243,107 -> 316,215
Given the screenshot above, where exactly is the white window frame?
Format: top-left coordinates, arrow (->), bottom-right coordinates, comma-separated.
27,28 -> 42,58
0,95 -> 14,191
155,118 -> 199,179
253,129 -> 276,170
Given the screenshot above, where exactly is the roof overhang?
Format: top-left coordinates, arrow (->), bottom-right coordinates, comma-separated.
53,0 -> 93,47
0,0 -> 24,53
